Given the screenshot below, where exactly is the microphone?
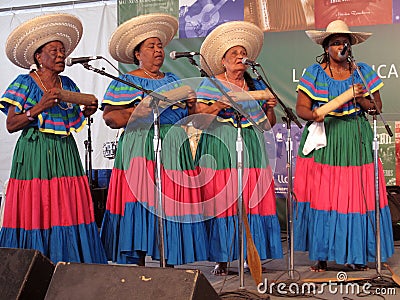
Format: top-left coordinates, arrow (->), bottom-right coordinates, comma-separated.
169,51 -> 199,60
338,43 -> 349,58
242,57 -> 260,67
65,56 -> 102,66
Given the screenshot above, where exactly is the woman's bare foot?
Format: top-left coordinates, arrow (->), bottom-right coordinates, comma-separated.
310,260 -> 327,272
211,262 -> 228,276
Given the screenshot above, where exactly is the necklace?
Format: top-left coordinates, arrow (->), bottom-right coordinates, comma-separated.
142,68 -> 162,79
327,63 -> 350,79
34,70 -> 62,92
34,71 -> 70,110
333,67 -> 348,75
224,72 -> 246,90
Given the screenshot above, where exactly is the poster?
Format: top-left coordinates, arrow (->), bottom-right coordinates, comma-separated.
179,0 -> 244,38
394,0 -> 400,23
314,0 -> 392,28
396,122 -> 400,185
244,0 -> 314,31
267,123 -> 304,196
377,121 -> 396,185
118,0 -> 178,24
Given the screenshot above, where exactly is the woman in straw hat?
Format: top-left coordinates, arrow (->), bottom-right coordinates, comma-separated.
194,21 -> 283,275
100,13 -> 208,266
0,13 -> 107,264
294,20 -> 394,272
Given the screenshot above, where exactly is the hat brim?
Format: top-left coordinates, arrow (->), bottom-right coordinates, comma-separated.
305,30 -> 372,45
109,13 -> 178,64
200,21 -> 264,76
6,13 -> 83,69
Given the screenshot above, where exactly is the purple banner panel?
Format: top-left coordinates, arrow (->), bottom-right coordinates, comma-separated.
179,0 -> 244,38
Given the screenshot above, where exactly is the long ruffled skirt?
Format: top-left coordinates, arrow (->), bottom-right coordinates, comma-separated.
100,125 -> 208,265
294,115 -> 394,264
0,128 -> 107,264
195,123 -> 283,262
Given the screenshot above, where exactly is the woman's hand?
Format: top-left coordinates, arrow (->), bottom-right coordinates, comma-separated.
263,97 -> 277,129
37,88 -> 61,111
266,97 -> 277,110
185,89 -> 197,115
352,83 -> 365,98
354,84 -> 382,114
82,99 -> 98,117
311,109 -> 325,122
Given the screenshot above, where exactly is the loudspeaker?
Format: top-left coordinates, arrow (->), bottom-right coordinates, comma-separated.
387,185 -> 400,240
0,247 -> 55,300
45,263 -> 220,300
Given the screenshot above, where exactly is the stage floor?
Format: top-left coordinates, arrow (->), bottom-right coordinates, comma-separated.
145,237 -> 400,299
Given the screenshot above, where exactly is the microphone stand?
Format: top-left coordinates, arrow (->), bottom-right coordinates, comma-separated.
81,63 -> 176,268
347,54 -> 393,276
249,64 -> 302,280
84,116 -> 94,188
187,57 -> 262,288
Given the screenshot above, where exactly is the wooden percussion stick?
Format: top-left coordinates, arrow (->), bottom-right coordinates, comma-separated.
143,85 -> 194,108
58,90 -> 97,106
314,88 -> 354,117
227,89 -> 274,101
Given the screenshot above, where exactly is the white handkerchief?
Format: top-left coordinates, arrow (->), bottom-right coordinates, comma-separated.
302,122 -> 327,155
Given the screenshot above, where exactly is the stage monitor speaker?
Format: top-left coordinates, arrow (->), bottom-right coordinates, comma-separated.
0,247 -> 55,300
44,263 -> 220,300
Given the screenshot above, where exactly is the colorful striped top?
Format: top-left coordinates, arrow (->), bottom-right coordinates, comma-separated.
297,62 -> 383,117
102,72 -> 188,125
0,74 -> 86,135
196,77 -> 269,128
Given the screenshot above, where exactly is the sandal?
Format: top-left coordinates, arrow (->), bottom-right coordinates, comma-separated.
211,262 -> 228,276
310,260 -> 327,272
345,264 -> 369,271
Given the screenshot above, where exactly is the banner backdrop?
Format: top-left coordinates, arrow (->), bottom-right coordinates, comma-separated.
116,0 -> 400,191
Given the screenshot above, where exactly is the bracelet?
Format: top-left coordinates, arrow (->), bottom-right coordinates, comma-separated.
26,110 -> 35,121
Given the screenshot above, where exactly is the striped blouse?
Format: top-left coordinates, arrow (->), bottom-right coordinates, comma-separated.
102,72 -> 188,125
196,77 -> 270,128
0,74 -> 86,135
297,62 -> 383,116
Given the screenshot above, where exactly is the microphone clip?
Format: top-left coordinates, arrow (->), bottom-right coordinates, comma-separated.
242,58 -> 260,67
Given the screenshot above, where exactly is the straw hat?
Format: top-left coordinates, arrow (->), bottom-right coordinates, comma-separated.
5,13 -> 83,69
109,13 -> 178,64
306,20 -> 372,46
200,21 -> 264,76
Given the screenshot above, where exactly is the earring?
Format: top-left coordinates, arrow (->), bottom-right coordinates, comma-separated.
40,63 -> 43,68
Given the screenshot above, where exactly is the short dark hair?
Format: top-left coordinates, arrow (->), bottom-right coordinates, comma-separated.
133,40 -> 145,65
33,44 -> 46,69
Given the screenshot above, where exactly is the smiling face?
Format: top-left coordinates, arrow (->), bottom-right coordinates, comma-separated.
221,45 -> 248,75
134,37 -> 165,70
34,41 -> 66,73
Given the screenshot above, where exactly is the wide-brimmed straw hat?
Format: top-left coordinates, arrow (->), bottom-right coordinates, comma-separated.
200,21 -> 264,76
306,20 -> 372,46
108,13 -> 178,64
6,13 -> 83,69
